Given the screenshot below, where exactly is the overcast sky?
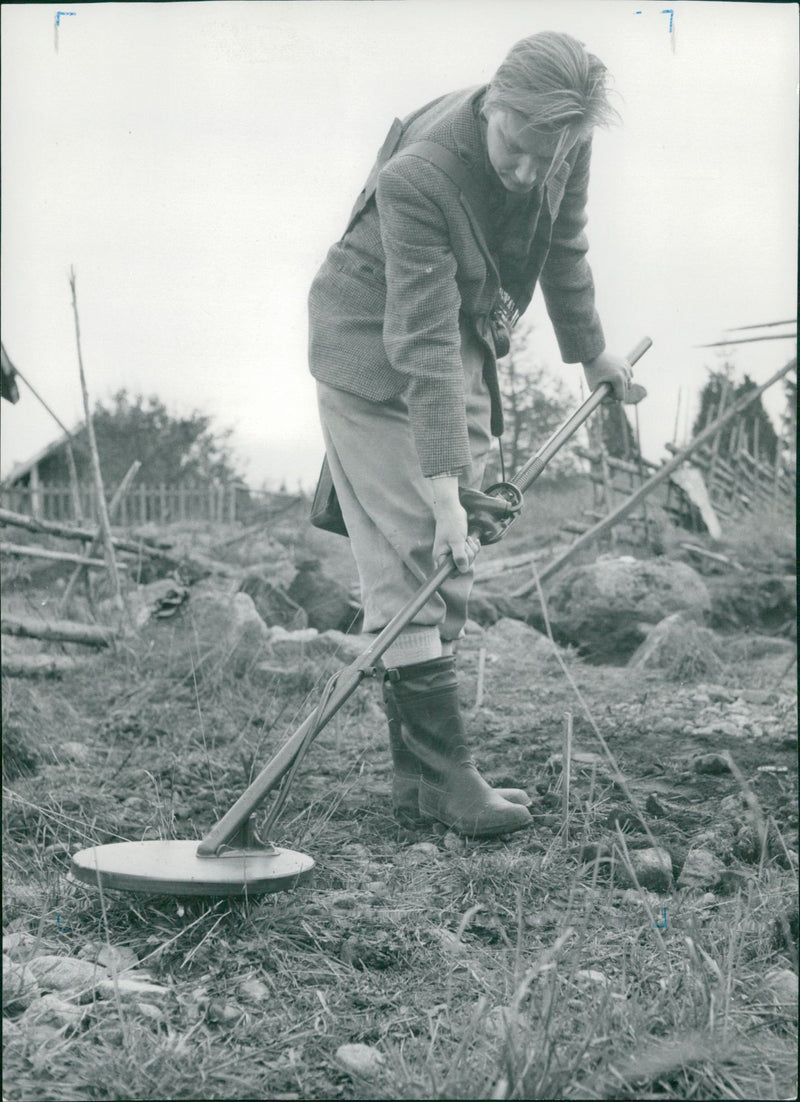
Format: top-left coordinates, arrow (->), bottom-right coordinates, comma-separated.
1,1 -> 797,490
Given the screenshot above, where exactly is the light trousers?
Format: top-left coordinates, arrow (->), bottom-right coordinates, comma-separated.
316,322 -> 492,643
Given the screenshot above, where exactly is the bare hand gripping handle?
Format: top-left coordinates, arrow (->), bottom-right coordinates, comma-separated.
197,336 -> 652,855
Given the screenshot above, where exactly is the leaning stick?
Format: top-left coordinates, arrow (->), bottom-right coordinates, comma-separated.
562,711 -> 573,845
60,460 -> 141,614
514,356 -> 797,595
69,269 -> 130,628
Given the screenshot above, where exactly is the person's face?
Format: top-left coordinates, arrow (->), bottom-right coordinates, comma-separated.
484,108 -> 576,193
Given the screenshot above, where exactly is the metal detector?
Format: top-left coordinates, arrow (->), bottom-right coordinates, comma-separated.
70,337 -> 652,896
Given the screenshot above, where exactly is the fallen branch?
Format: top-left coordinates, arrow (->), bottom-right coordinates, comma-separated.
680,542 -> 745,571
0,508 -> 170,558
2,615 -> 116,646
0,541 -> 128,570
1,653 -> 92,677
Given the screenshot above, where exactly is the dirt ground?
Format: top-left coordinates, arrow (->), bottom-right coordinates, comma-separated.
2,505 -> 798,1101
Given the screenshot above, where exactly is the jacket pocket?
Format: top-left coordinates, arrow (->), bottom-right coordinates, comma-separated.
333,253 -> 387,291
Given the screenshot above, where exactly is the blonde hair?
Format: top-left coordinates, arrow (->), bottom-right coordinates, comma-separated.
484,31 -> 620,149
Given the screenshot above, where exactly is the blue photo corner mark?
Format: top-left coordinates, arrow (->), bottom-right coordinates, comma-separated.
654,906 -> 668,930
661,9 -> 675,34
54,10 -> 76,53
56,913 -> 71,932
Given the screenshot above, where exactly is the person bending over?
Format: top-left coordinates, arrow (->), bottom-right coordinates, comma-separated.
308,31 -> 633,837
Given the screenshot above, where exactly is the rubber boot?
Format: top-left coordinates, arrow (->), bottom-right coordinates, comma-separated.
381,678 -> 531,826
382,657 -> 532,837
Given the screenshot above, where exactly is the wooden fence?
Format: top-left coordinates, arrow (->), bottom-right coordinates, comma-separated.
0,480 -> 242,525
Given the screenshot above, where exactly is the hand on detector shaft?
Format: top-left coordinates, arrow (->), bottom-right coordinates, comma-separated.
582,350 -> 634,403
429,475 -> 480,574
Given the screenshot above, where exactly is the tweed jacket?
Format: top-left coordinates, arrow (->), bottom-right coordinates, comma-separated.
308,85 -> 605,477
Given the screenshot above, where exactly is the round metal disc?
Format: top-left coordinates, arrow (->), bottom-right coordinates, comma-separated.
70,840 -> 315,896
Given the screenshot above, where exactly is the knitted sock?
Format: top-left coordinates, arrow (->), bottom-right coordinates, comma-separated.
380,626 -> 442,669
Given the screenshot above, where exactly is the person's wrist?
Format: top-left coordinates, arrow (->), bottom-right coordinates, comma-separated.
428,474 -> 462,514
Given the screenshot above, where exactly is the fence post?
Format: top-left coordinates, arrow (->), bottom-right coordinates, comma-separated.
30,465 -> 42,520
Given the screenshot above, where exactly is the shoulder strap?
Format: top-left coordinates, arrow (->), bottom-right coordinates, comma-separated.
342,117 -> 405,237
398,139 -> 499,283
399,141 -> 483,210
342,129 -> 502,306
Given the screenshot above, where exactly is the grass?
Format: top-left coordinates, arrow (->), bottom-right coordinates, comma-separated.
3,498 -> 797,1101
3,612 -> 797,1101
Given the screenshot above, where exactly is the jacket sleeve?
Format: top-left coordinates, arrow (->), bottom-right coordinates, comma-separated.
540,139 -> 606,364
376,157 -> 472,477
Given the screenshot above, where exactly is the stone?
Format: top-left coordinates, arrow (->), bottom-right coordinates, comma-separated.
97,975 -> 170,1002
3,954 -> 41,1009
26,954 -> 107,997
645,792 -> 670,816
484,1005 -> 523,1038
335,1043 -> 386,1078
707,572 -> 796,633
95,945 -> 139,972
619,887 -> 662,910
142,589 -> 269,676
762,969 -> 798,1008
3,931 -> 39,961
288,560 -> 354,633
206,999 -> 242,1023
431,928 -> 468,957
400,842 -> 440,863
716,868 -> 756,894
540,558 -> 711,663
545,750 -> 606,773
575,969 -> 610,985
693,753 -> 732,775
21,992 -> 86,1030
627,613 -> 724,680
624,848 -> 673,891
442,832 -> 467,853
464,590 -> 502,627
340,842 -> 370,858
484,617 -> 559,662
59,741 -> 91,764
238,573 -> 308,630
266,627 -> 365,663
238,977 -> 271,1002
733,822 -> 762,863
677,848 -> 725,890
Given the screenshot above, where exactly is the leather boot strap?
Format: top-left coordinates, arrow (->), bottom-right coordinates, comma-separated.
383,655 -> 455,683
